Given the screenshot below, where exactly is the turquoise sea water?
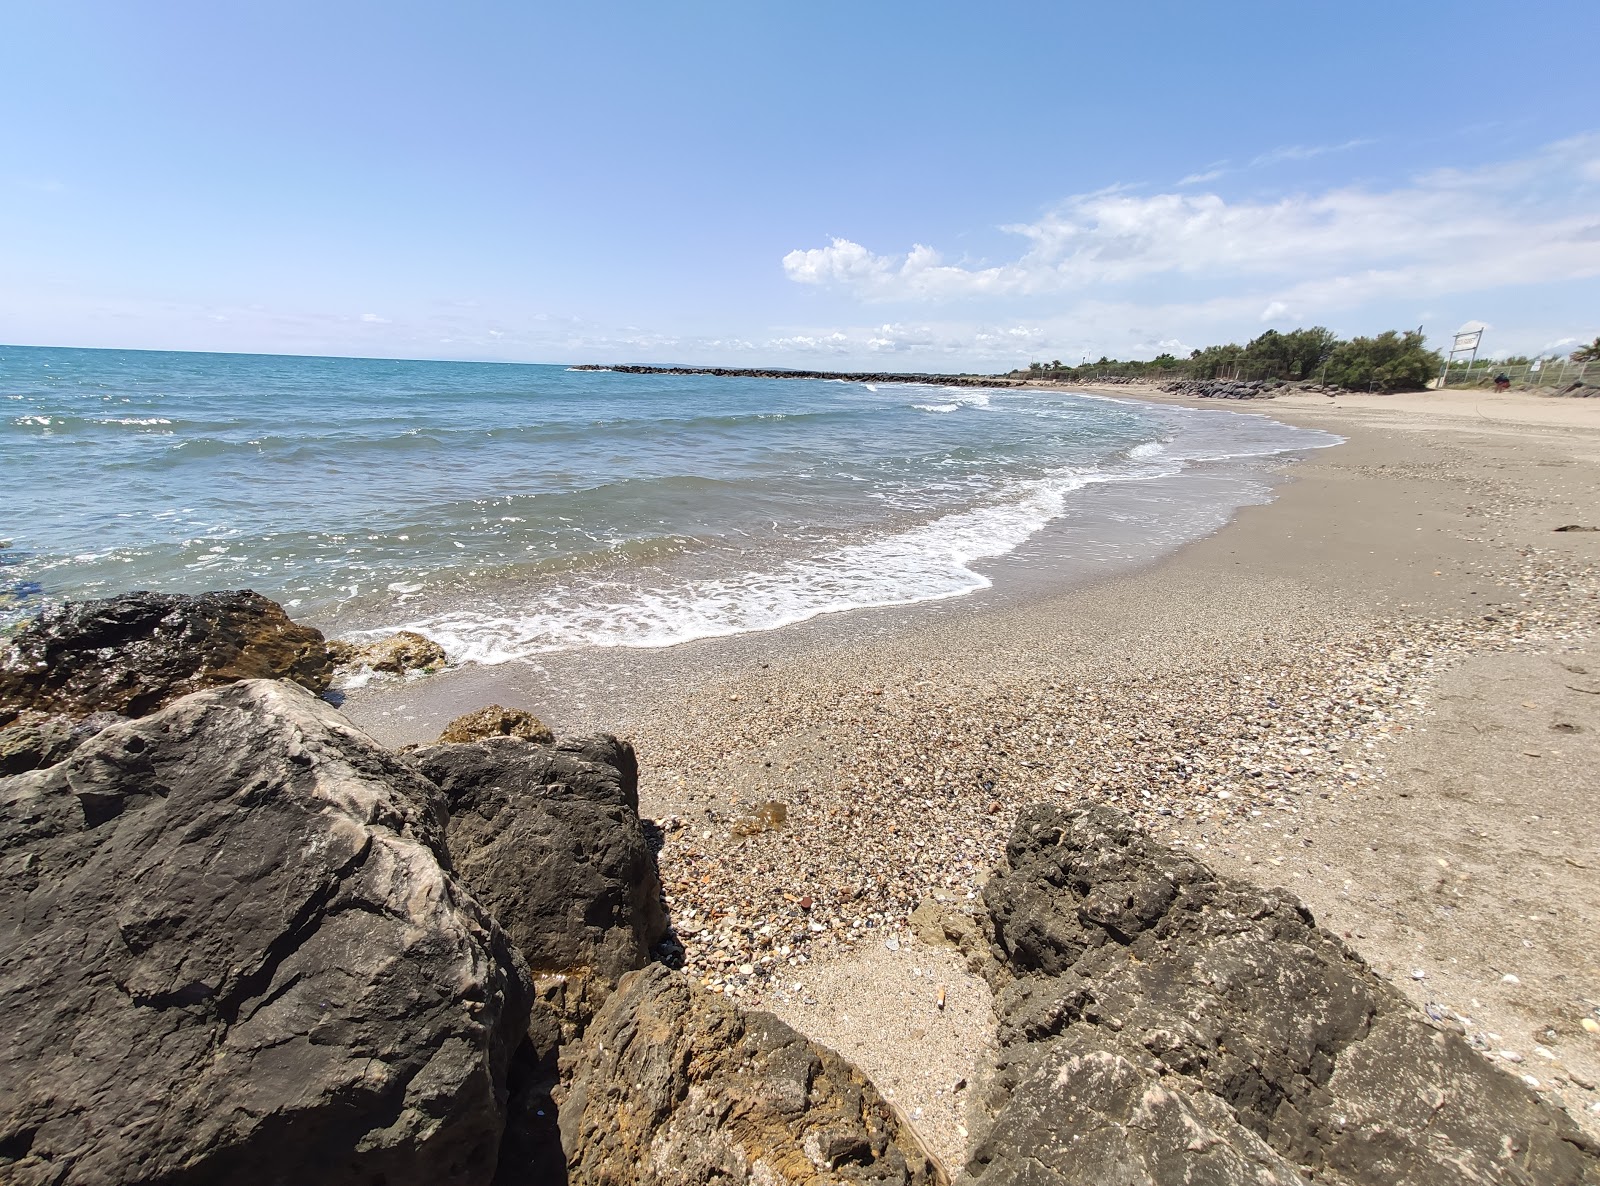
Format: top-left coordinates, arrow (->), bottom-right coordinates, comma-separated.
1,345 -> 1338,661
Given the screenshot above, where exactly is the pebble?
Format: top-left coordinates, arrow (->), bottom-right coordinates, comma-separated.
624,542 -> 1600,998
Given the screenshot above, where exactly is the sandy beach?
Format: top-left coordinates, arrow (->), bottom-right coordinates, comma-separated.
338,383 -> 1600,1167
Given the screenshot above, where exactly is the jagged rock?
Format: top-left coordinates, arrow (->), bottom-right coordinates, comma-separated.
408,734 -> 666,1183
0,680 -> 532,1186
409,733 -> 661,986
437,705 -> 555,745
965,804 -> 1600,1185
0,590 -> 333,725
0,711 -> 125,775
555,963 -> 947,1185
329,630 -> 448,675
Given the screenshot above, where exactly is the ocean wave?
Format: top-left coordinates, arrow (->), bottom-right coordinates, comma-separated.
393,466 -> 1134,664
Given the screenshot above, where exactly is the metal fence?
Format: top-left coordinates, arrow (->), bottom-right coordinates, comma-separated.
1441,358 -> 1599,391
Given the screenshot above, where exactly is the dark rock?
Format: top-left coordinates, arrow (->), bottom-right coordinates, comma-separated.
966,804 -> 1600,1185
437,705 -> 556,745
408,734 -> 665,1184
408,733 -> 661,985
554,963 -> 946,1185
571,363 -> 1001,388
0,711 -> 125,775
0,590 -> 333,725
0,679 -> 532,1186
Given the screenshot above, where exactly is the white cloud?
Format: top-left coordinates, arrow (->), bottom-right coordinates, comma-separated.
360,312 -> 389,323
1178,138 -> 1372,186
1260,301 -> 1295,322
1248,138 -> 1373,167
783,135 -> 1600,314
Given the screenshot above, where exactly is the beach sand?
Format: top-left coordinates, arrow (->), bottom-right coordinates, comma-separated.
338,384 -> 1600,1168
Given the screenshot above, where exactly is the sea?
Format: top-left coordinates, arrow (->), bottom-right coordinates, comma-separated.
1,345 -> 1340,663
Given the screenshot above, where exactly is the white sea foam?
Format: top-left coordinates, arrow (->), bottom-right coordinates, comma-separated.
912,389 -> 992,414
1129,441 -> 1166,459
395,462 -> 1175,665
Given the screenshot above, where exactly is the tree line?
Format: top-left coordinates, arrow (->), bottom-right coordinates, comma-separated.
1013,327 -> 1444,393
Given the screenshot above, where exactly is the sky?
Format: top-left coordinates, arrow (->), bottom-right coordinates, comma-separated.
4,1 -> 1598,370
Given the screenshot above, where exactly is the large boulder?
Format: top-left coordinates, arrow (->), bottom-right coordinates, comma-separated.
555,963 -> 947,1185
0,590 -> 333,725
0,680 -> 532,1186
408,734 -> 663,988
965,805 -> 1600,1185
408,733 -> 667,1183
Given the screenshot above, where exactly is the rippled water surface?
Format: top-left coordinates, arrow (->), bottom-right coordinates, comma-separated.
1,345 -> 1338,659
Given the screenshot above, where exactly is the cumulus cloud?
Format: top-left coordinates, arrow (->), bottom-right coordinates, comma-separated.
782,135 -> 1600,312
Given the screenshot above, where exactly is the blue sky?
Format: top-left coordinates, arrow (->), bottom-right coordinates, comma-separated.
4,1 -> 1598,368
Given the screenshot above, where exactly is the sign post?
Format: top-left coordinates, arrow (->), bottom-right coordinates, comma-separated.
1441,329 -> 1483,388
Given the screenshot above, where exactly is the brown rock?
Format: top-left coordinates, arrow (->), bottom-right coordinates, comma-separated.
329,630 -> 447,674
0,590 -> 332,725
438,705 -> 556,745
552,964 -> 947,1185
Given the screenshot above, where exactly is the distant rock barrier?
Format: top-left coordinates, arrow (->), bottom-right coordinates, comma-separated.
1160,378 -> 1348,399
573,363 -> 1007,387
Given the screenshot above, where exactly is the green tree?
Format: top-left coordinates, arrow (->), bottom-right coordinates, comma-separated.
1571,337 -> 1600,362
1323,330 -> 1441,393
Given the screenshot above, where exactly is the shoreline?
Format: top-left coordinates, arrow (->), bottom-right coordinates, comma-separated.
337,383 -> 1600,1163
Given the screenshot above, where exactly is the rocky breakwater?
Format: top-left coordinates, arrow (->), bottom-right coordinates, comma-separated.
1158,378 -> 1349,399
1159,378 -> 1283,399
0,591 -> 945,1186
962,804 -> 1600,1185
572,363 -> 1006,388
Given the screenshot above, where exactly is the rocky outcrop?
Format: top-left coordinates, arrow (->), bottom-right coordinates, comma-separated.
0,679 -> 532,1186
965,804 -> 1600,1185
437,705 -> 556,745
409,733 -> 666,1183
409,734 -> 660,987
0,590 -> 333,725
328,630 -> 447,675
556,963 -> 947,1185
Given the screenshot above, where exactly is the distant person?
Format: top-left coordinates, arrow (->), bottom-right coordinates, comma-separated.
1494,372 -> 1511,392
